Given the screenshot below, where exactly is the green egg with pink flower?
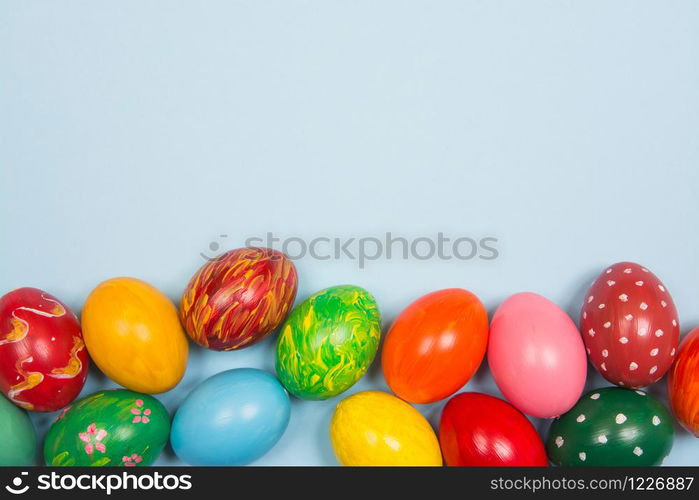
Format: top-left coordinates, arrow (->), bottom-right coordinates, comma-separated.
43,389 -> 170,466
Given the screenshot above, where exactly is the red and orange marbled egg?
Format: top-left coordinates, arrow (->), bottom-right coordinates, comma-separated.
668,327 -> 699,437
0,287 -> 88,412
180,247 -> 298,351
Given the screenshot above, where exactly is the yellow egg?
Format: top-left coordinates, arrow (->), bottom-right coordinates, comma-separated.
330,391 -> 442,466
82,277 -> 188,393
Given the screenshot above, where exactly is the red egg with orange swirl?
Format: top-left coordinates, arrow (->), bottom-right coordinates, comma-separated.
668,327 -> 699,437
180,247 -> 298,351
0,287 -> 88,412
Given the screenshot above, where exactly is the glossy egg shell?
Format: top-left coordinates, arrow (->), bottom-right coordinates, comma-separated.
82,277 -> 188,394
171,368 -> 290,465
382,289 -> 488,404
0,395 -> 36,465
44,389 -> 170,466
439,392 -> 547,466
330,391 -> 442,466
180,247 -> 298,351
0,287 -> 88,412
488,292 -> 587,418
668,326 -> 699,436
580,262 -> 679,388
275,285 -> 381,400
546,387 -> 673,466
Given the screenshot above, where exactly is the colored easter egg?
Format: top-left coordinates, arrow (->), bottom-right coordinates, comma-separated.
330,391 -> 442,466
580,262 -> 679,388
0,287 -> 88,412
439,392 -> 547,466
275,285 -> 381,400
382,289 -> 489,404
82,277 -> 188,394
488,292 -> 587,418
0,395 -> 36,465
668,327 -> 699,436
180,247 -> 298,351
546,387 -> 673,466
44,389 -> 170,466
171,368 -> 290,465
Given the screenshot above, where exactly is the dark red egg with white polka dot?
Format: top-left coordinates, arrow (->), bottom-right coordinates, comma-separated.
580,262 -> 679,389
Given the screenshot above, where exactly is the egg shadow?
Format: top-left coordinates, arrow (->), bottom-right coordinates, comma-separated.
470,353 -> 493,386
287,395 -> 338,466
86,359 -> 109,387
535,417 -> 552,441
31,410 -> 58,466
469,291 -> 509,387
255,333 -> 279,374
421,399 -> 447,430
316,403 -> 339,465
563,266 -> 598,325
160,439 -> 180,464
364,313 -> 396,387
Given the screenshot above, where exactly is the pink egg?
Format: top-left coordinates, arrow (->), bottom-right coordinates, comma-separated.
488,292 -> 587,418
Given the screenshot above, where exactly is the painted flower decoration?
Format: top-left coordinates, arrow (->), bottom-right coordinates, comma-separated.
122,454 -> 143,467
79,423 -> 108,455
131,399 -> 151,424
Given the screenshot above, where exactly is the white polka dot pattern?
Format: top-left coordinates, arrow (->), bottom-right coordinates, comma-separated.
546,388 -> 674,466
579,262 -> 680,389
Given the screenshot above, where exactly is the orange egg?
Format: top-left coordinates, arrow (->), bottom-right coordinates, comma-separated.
82,277 -> 189,394
668,327 -> 699,437
381,289 -> 489,404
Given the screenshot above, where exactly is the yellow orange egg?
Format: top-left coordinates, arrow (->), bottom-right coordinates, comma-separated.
330,391 -> 442,466
82,277 -> 188,393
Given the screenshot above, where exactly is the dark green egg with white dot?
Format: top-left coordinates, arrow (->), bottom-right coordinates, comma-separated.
546,387 -> 673,466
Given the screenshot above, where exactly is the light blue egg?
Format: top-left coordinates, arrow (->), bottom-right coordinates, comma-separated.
171,368 -> 291,465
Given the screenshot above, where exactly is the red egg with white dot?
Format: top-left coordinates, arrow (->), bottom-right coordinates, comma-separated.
580,262 -> 679,389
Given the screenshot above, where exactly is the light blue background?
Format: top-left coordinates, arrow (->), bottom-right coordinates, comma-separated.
1,1 -> 698,465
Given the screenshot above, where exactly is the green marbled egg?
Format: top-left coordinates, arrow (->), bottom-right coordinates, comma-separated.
546,387 -> 673,466
0,395 -> 36,465
44,389 -> 170,467
275,285 -> 381,400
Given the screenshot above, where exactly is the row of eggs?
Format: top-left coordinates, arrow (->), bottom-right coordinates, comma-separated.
0,371 -> 679,467
0,248 -> 697,466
